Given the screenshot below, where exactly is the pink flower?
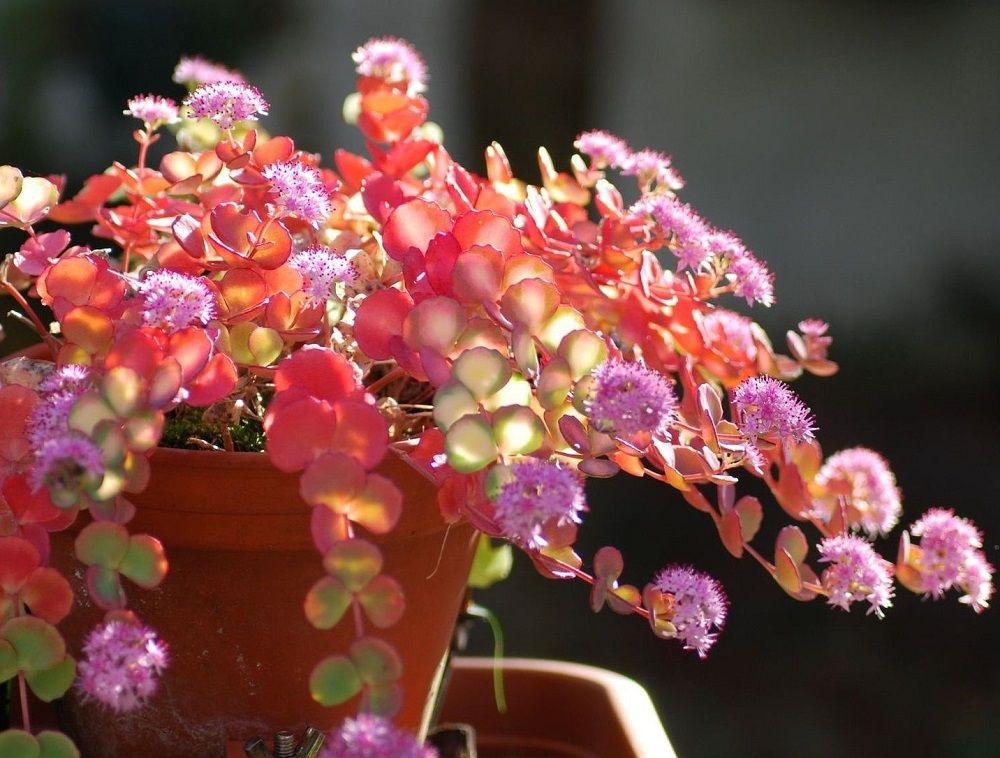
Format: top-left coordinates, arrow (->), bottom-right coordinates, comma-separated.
28,365 -> 93,449
727,248 -> 775,307
78,619 -> 168,713
815,447 -> 902,536
137,269 -> 217,333
261,160 -> 336,226
352,37 -> 428,95
124,94 -> 179,126
573,130 -> 630,169
701,309 -> 757,359
183,81 -> 269,129
321,714 -> 436,758
587,359 -> 677,441
493,458 -> 586,550
909,508 -> 994,612
730,376 -> 814,445
653,565 -> 728,658
817,534 -> 894,618
289,245 -> 357,304
621,149 -> 684,189
172,55 -> 244,86
636,194 -> 713,271
29,433 -> 104,501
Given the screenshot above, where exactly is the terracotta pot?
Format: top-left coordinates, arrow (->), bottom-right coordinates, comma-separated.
51,447 -> 478,757
438,658 -> 677,758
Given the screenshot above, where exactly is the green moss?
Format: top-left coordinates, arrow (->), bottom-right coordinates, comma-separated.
159,405 -> 266,452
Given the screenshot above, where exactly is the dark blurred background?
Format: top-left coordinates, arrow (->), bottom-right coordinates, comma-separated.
2,1 -> 998,756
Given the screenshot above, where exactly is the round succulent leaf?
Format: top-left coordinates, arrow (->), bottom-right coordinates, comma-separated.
330,399 -> 388,470
558,330 -> 608,381
323,539 -> 383,592
775,525 -> 809,564
21,567 -> 73,624
556,412 -> 590,453
121,410 -> 164,453
537,359 -> 572,410
593,546 -> 624,582
499,279 -> 559,330
579,457 -> 620,478
345,473 -> 402,535
451,246 -> 504,304
300,452 -> 366,511
101,366 -> 144,418
349,636 -> 403,685
0,730 -> 39,758
0,164 -> 24,207
718,509 -> 744,558
25,655 -> 75,702
309,654 -> 362,706
432,381 -> 479,432
74,522 -> 129,567
571,373 -> 596,415
451,347 -> 511,401
735,496 -> 763,543
353,287 -> 413,361
66,393 -> 116,437
445,414 -> 499,473
357,574 -> 406,629
492,405 -> 545,456
402,296 -> 465,353
303,576 -> 352,630
774,547 -> 803,595
2,616 -> 65,672
361,682 -> 404,718
35,731 -> 80,758
226,321 -> 258,366
61,306 -> 114,356
84,565 -> 127,610
607,584 -> 642,614
0,537 -> 41,593
120,450 -> 152,495
119,535 -> 168,589
510,324 -> 539,377
246,326 -> 283,367
538,306 -> 587,355
480,372 -> 532,412
501,252 -> 555,289
468,535 -> 514,590
0,639 -> 17,682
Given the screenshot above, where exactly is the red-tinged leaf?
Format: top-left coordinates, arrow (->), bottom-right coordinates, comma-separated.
350,636 -> 402,685
718,509 -> 744,558
774,547 -> 803,595
593,546 -> 623,582
300,452 -> 367,510
361,173 -> 404,224
2,476 -> 61,527
218,267 -> 267,318
13,229 -> 70,276
207,202 -> 259,255
119,534 -> 167,589
436,475 -> 467,524
171,214 -> 206,258
85,565 -> 126,609
253,135 -> 295,165
0,537 -> 41,593
183,353 -> 238,407
104,328 -> 163,378
330,400 -> 388,470
263,392 -> 337,472
680,486 -> 714,513
75,522 -> 129,568
249,216 -> 292,270
147,359 -> 182,408
557,413 -> 589,452
358,575 -> 405,628
735,496 -> 763,543
310,505 -> 351,554
304,575 -> 351,630
423,232 -> 461,296
579,457 -> 620,478
346,473 -> 402,535
159,151 -> 197,183
402,296 -> 464,354
451,245 -> 504,304
353,287 -> 413,360
607,584 -> 642,614
47,173 -> 120,224
20,568 -> 73,624
358,93 -> 428,143
379,139 -> 436,178
274,346 -> 357,403
500,278 -> 560,330
166,327 -> 212,383
334,149 -> 374,194
62,306 -> 114,355
310,654 -> 362,706
776,525 -> 809,564
381,198 -> 451,261
452,210 -> 522,258
771,460 -> 812,520
323,539 -> 383,592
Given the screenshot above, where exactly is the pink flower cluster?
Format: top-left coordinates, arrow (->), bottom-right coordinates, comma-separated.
261,160 -> 336,226
701,309 -> 757,358
77,619 -> 169,713
137,269 -> 217,333
817,534 -> 894,618
124,94 -> 179,126
653,565 -> 728,658
815,447 -> 902,536
587,359 -> 677,441
183,81 -> 269,129
352,37 -> 428,94
321,714 -> 436,758
730,376 -> 814,445
909,508 -> 994,613
289,245 -> 358,304
172,55 -> 244,86
573,129 -> 683,189
493,458 -> 586,550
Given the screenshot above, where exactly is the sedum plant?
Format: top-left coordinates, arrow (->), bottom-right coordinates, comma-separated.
0,39 -> 993,754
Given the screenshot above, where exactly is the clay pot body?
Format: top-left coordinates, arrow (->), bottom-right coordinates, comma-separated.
53,448 -> 478,758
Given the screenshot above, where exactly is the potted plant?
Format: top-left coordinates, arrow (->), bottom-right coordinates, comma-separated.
0,37 -> 992,757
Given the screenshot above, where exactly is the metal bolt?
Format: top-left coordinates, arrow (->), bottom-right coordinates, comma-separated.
295,727 -> 326,758
244,736 -> 273,758
273,730 -> 296,758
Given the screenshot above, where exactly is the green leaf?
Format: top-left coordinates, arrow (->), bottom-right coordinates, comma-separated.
119,535 -> 168,589
468,535 -> 513,590
491,405 -> 545,456
451,347 -> 511,401
2,617 -> 65,672
361,682 -> 403,718
445,414 -> 498,473
357,575 -> 405,629
0,639 -> 18,682
309,655 -> 361,707
36,731 -> 80,758
74,522 -> 129,568
322,539 -> 382,593
85,565 -> 127,610
349,637 -> 402,685
0,729 -> 40,758
303,576 -> 352,630
25,656 -> 76,702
